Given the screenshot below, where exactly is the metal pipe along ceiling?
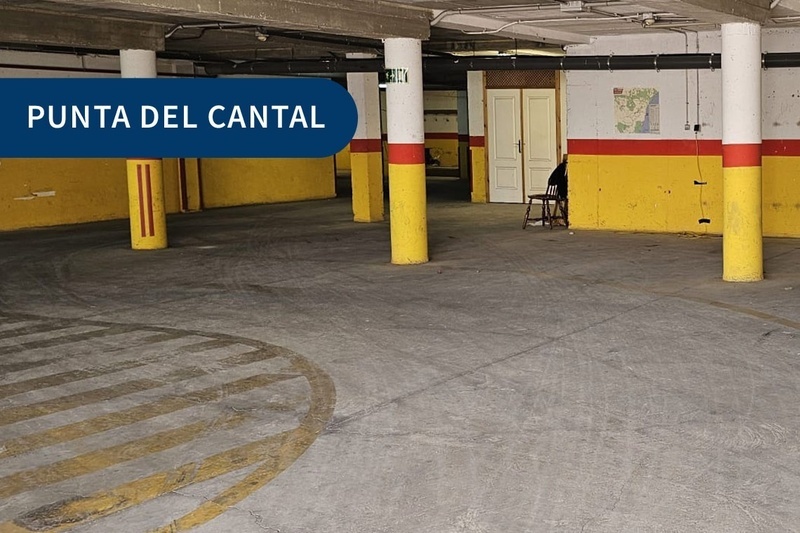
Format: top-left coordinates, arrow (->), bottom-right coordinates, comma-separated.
204,53 -> 800,75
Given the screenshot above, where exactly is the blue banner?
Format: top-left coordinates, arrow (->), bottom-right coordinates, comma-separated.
0,78 -> 357,158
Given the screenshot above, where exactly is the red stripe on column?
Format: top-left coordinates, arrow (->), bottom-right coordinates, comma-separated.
567,139 -> 723,156
458,134 -> 469,143
145,165 -> 155,237
722,143 -> 761,168
136,165 -> 146,238
469,136 -> 485,147
350,139 -> 383,153
388,143 -> 425,164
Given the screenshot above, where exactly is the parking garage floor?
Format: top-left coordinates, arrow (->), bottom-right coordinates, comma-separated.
1,192 -> 799,533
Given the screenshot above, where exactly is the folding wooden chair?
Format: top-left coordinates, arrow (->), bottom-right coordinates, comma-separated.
522,183 -> 568,229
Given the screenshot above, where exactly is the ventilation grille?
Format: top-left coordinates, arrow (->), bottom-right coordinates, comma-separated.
485,70 -> 556,89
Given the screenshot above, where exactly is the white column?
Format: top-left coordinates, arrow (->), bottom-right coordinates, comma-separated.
384,38 -> 428,264
120,49 -> 157,78
466,71 -> 485,144
721,22 -> 763,281
346,53 -> 384,222
120,49 -> 167,249
467,71 -> 487,202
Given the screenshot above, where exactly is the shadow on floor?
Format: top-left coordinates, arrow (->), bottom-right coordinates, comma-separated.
335,172 -> 470,203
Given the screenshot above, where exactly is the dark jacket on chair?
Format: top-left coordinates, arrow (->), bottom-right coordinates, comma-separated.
548,161 -> 568,199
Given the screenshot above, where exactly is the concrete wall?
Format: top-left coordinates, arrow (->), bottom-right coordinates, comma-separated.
566,29 -> 800,237
423,90 -> 460,168
0,51 -> 336,231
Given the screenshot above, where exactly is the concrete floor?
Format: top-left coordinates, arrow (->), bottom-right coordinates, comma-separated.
0,184 -> 799,532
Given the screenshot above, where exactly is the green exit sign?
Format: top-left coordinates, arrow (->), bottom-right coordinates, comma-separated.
385,68 -> 408,84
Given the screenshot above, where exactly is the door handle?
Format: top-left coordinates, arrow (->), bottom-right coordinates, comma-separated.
516,140 -> 522,153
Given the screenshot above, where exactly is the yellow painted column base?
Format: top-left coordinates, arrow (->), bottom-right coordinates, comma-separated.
126,159 -> 168,250
388,162 -> 428,264
723,166 -> 763,281
470,147 -> 487,203
350,152 -> 384,222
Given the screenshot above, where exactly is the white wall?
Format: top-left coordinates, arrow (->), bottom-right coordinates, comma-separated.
565,28 -> 800,141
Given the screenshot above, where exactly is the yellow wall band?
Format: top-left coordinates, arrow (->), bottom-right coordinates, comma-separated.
568,154 -> 799,238
199,158 -> 335,208
424,138 -> 459,168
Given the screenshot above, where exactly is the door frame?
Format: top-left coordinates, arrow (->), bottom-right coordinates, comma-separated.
483,75 -> 563,204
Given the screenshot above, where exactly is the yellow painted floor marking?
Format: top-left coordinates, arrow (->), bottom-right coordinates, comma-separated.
1,360 -> 335,533
0,373 -> 299,459
4,431 -> 290,532
0,322 -> 72,340
0,326 -> 136,356
218,346 -> 291,366
178,339 -> 236,353
0,412 -> 248,499
0,367 -> 206,427
151,359 -> 336,533
0,360 -> 147,400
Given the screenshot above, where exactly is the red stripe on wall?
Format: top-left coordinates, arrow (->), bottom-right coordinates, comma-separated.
568,138 -> 800,158
722,143 -> 761,168
425,132 -> 459,140
350,138 -> 383,153
388,143 -> 425,165
762,139 -> 800,156
567,139 -> 722,156
136,165 -> 146,238
145,165 -> 155,237
469,136 -> 485,148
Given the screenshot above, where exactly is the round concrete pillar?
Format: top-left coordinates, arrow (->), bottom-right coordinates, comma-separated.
721,22 -> 762,281
384,38 -> 428,265
120,49 -> 167,250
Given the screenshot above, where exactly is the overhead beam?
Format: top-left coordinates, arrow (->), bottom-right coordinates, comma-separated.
40,0 -> 431,40
0,7 -> 165,50
433,13 -> 591,46
772,0 -> 800,10
642,0 -> 771,22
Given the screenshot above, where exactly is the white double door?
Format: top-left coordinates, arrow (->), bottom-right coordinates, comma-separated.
487,88 -> 558,203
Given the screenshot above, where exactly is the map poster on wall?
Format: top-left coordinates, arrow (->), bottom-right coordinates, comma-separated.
613,87 -> 660,134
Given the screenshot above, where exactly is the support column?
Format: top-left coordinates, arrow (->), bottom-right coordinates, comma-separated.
467,71 -> 487,203
385,38 -> 428,264
721,23 -> 762,281
457,90 -> 469,180
121,49 -> 167,250
347,53 -> 384,222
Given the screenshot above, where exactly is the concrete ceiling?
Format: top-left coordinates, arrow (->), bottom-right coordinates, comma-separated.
0,0 -> 797,65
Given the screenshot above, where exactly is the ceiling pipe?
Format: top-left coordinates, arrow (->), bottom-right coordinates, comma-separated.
204,52 -> 800,75
430,1 -> 631,25
165,22 -> 256,39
